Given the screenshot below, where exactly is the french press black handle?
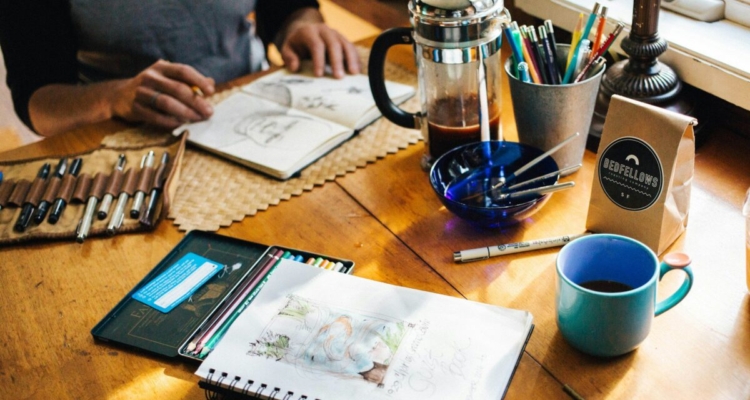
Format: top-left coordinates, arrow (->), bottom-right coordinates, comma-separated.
368,27 -> 419,129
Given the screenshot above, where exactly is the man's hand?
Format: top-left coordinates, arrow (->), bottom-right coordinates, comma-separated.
112,60 -> 216,129
278,8 -> 361,78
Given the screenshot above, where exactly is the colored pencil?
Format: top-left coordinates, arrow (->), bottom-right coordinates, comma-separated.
591,7 -> 608,59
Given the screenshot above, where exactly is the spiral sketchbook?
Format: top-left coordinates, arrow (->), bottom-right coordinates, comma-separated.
195,259 -> 534,400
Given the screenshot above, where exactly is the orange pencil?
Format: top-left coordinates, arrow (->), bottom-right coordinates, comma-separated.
519,26 -> 542,83
591,7 -> 608,59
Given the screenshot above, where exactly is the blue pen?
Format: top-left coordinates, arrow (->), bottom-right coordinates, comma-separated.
518,62 -> 532,83
502,22 -> 524,76
294,255 -> 305,262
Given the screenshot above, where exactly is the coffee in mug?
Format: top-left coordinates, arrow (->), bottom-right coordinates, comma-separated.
556,234 -> 694,357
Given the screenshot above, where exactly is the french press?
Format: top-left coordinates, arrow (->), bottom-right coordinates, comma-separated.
369,0 -> 510,167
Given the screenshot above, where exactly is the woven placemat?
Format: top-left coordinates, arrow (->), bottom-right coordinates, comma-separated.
102,49 -> 422,231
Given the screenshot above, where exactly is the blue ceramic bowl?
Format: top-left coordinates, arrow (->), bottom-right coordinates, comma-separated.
429,141 -> 559,227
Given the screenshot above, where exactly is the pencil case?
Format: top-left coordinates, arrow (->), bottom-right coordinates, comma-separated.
0,132 -> 187,245
91,231 -> 354,362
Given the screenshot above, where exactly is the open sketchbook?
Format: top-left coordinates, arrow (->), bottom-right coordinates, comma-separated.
195,260 -> 534,400
176,70 -> 414,179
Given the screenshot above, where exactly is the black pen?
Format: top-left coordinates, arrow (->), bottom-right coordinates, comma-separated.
539,26 -> 560,85
139,152 -> 170,227
14,163 -> 51,232
131,151 -> 155,218
48,157 -> 82,224
97,154 -> 127,220
543,20 -> 559,70
529,28 -> 550,84
34,158 -> 68,224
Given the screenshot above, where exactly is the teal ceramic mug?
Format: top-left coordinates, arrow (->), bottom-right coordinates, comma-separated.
555,234 -> 694,357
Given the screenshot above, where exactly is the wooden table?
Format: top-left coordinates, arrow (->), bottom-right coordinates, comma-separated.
2,36 -> 750,400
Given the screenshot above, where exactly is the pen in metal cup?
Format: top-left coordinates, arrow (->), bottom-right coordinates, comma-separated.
573,40 -> 591,78
97,154 -> 126,220
529,28 -> 550,84
34,158 -> 67,224
130,151 -> 154,219
14,163 -> 50,232
517,62 -> 532,83
539,25 -> 560,84
573,23 -> 624,83
543,20 -> 559,64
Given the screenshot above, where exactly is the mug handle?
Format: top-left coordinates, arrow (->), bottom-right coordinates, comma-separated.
655,252 -> 694,316
368,27 -> 420,129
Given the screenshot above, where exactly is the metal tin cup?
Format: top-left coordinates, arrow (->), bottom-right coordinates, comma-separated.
505,44 -> 604,175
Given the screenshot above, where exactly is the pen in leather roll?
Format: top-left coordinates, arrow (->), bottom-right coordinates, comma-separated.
48,157 -> 82,224
76,172 -> 108,243
130,151 -> 155,218
106,168 -> 136,235
14,163 -> 50,232
34,158 -> 68,224
0,174 -> 9,211
97,154 -> 126,220
139,152 -> 169,227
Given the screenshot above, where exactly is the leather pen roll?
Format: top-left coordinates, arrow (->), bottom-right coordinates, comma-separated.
72,174 -> 93,203
120,169 -> 137,196
7,179 -> 31,207
89,172 -> 108,200
136,166 -> 155,194
57,173 -> 78,204
104,168 -> 124,197
25,176 -> 48,207
152,161 -> 170,191
41,176 -> 62,204
0,179 -> 16,208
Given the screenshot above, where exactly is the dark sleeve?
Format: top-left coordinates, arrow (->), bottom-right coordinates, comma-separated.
0,0 -> 78,132
255,0 -> 320,46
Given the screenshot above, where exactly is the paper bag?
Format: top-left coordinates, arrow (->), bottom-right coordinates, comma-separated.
586,95 -> 697,255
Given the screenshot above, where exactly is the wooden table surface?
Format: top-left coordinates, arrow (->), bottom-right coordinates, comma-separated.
2,35 -> 750,400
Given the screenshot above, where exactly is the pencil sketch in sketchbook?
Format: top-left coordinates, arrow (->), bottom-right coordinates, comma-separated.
177,69 -> 414,179
247,295 -> 412,386
243,70 -> 414,130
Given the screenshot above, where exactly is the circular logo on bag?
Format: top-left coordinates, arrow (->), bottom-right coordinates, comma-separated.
598,137 -> 663,211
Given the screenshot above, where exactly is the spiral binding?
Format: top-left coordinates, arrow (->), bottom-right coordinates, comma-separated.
203,368 -> 319,400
